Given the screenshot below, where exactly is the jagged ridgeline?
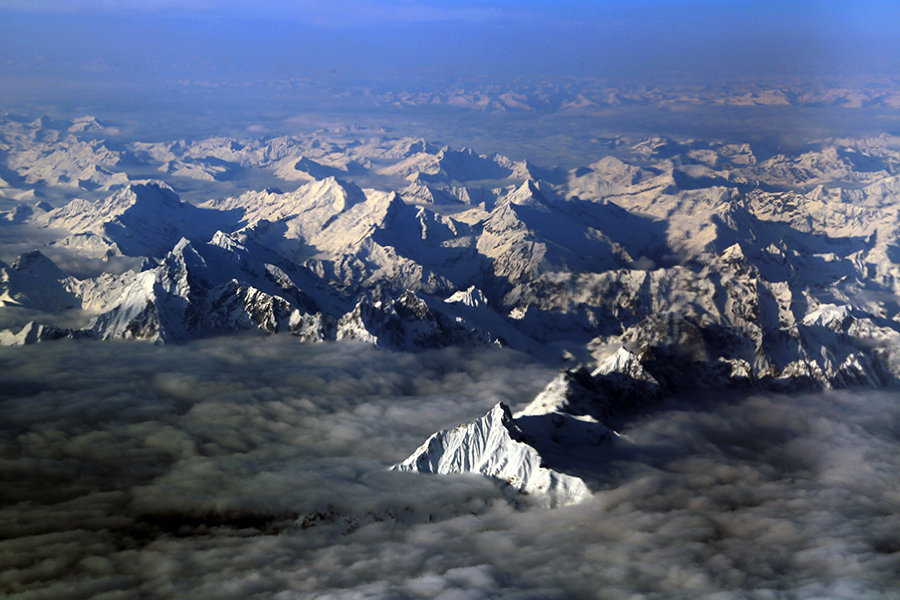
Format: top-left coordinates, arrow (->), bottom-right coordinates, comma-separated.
2,116 -> 900,503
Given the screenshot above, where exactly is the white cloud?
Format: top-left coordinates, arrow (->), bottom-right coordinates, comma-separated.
1,337 -> 898,598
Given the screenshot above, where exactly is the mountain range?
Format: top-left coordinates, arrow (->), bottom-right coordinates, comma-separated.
2,114 -> 899,505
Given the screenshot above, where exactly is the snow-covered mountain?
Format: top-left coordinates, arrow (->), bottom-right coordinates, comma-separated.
3,115 -> 900,504
34,181 -> 230,258
392,402 -> 599,508
3,117 -> 900,383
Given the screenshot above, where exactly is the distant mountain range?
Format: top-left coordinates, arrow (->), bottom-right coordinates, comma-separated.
155,77 -> 900,114
366,79 -> 900,112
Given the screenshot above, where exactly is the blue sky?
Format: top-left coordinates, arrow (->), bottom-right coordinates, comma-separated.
0,0 -> 897,113
0,0 -> 895,26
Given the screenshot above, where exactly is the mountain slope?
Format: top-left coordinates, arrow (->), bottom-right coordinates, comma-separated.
2,123 -> 900,392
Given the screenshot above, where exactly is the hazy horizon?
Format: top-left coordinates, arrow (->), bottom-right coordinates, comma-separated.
2,2 -> 898,132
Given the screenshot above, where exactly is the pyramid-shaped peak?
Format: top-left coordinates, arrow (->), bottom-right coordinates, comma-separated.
210,230 -> 242,250
162,237 -> 206,271
300,177 -> 367,212
11,250 -> 63,276
506,179 -> 546,206
110,181 -> 182,209
68,115 -> 106,133
721,243 -> 746,261
592,347 -> 657,385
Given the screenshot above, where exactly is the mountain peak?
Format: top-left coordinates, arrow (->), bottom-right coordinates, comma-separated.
11,250 -> 63,277
592,347 -> 658,385
68,115 -> 107,134
299,177 -> 367,213
87,180 -> 184,217
392,402 -> 592,507
505,179 -> 546,207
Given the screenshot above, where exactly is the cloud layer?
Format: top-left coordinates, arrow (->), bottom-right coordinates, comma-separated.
1,336 -> 898,598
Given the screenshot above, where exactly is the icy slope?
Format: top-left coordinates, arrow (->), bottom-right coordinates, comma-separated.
393,403 -> 596,507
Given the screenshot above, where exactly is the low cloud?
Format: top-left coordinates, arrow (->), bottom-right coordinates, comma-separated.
1,336 -> 898,598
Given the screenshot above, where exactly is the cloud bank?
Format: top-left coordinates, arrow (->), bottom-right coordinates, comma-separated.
1,336 -> 898,598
